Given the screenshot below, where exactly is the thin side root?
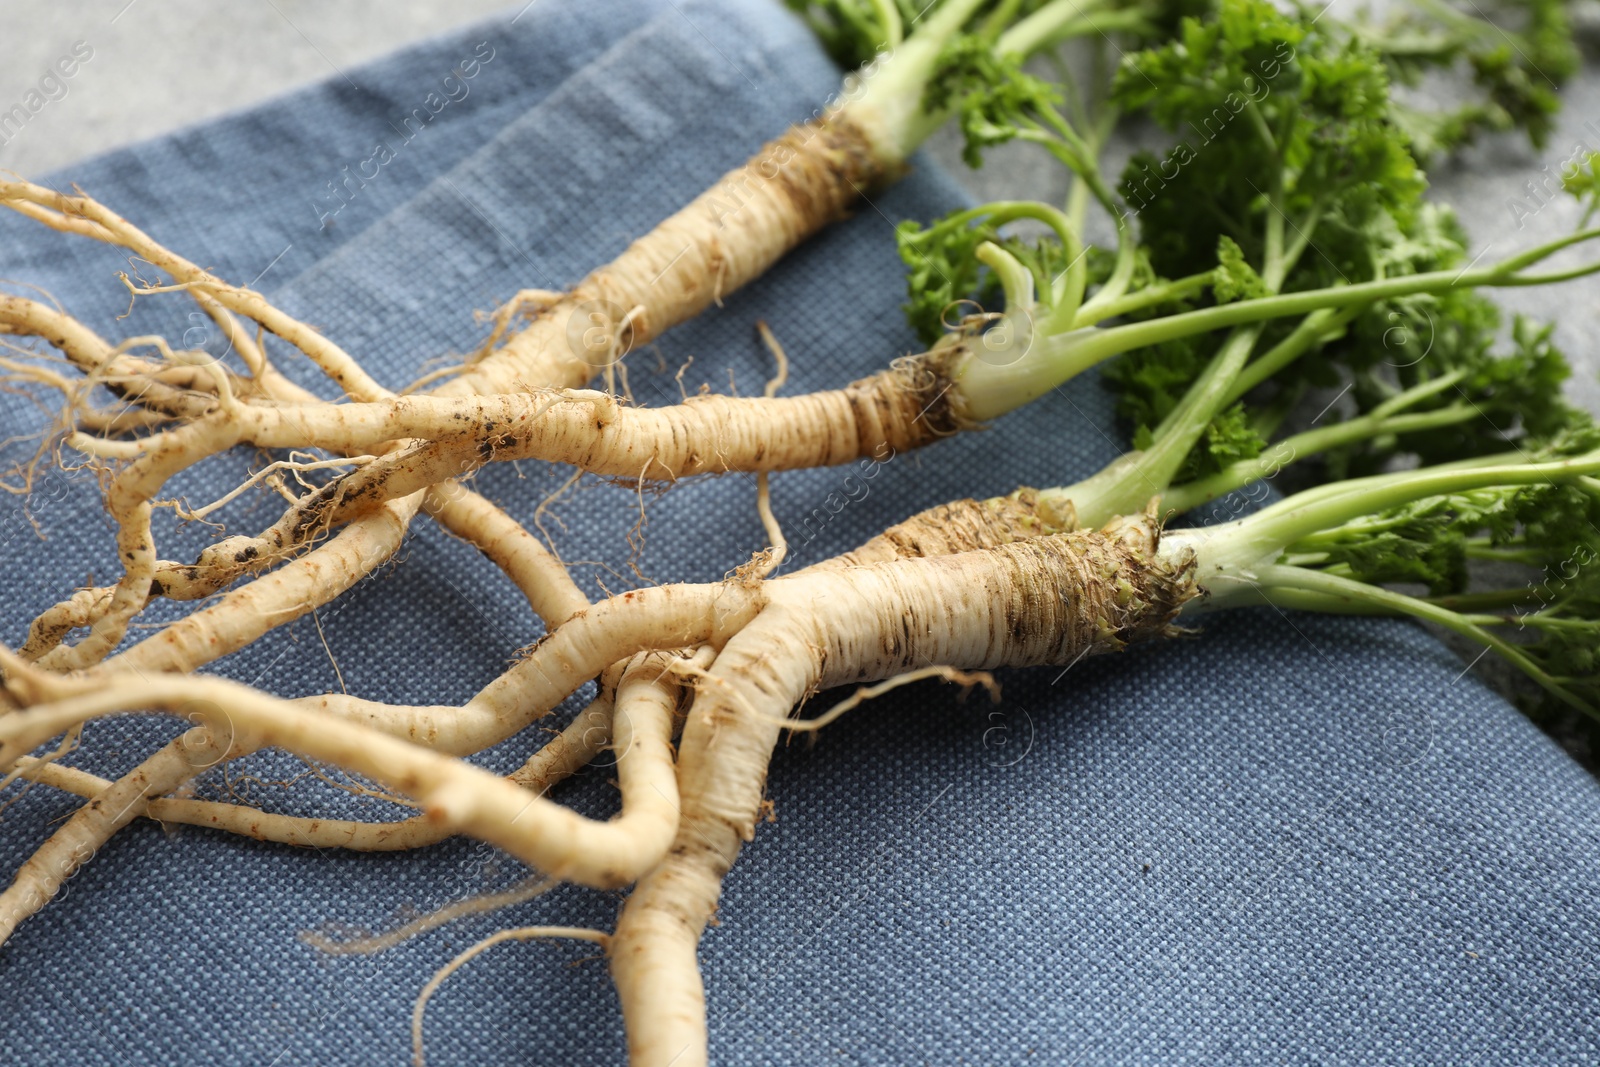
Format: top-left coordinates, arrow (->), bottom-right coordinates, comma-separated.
787,667 -> 1000,733
305,875 -> 555,956
413,925 -> 610,1067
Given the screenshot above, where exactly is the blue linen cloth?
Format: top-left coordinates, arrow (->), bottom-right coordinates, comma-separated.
1,1 -> 1598,1063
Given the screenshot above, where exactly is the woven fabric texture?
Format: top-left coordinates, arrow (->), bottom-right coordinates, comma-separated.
1,1 -> 1597,1064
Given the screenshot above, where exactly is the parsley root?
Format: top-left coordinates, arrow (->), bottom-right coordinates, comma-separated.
2,0 -> 1599,1062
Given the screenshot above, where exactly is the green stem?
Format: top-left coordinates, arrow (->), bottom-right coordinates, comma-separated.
1065,171 -> 1310,520
1465,544 -> 1547,565
1368,368 -> 1469,417
1040,325 -> 1267,525
1011,105 -> 1136,316
1017,127 -> 1101,200
1428,587 -> 1555,612
1225,306 -> 1359,403
1074,216 -> 1138,322
1283,200 -> 1326,267
1065,161 -> 1091,234
1406,0 -> 1504,42
1157,326 -> 1262,447
921,202 -> 1086,317
976,242 -> 1036,311
1037,8 -> 1154,42
998,0 -> 1113,56
871,0 -> 904,47
1073,270 -> 1215,325
1513,613 -> 1600,632
1179,451 -> 1600,582
974,202 -> 1087,320
1210,565 -> 1593,714
847,0 -> 990,159
1242,98 -> 1280,159
978,0 -> 1026,42
957,229 -> 1600,418
1159,404 -> 1478,515
1067,105 -> 1137,319
1236,448 -> 1526,535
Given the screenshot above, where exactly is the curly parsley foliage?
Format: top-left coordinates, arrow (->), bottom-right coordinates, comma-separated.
896,217 -> 997,342
1091,0 -> 1428,478
896,207 -> 1086,342
1565,150 -> 1600,225
1103,327 -> 1210,433
1300,201 -> 1579,476
1337,0 -> 1583,158
897,0 -> 1596,493
1211,236 -> 1268,303
1098,0 -> 1596,487
1293,492 -> 1488,596
787,0 -> 1170,77
1110,0 -> 1421,280
1129,401 -> 1267,482
924,38 -> 1066,167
